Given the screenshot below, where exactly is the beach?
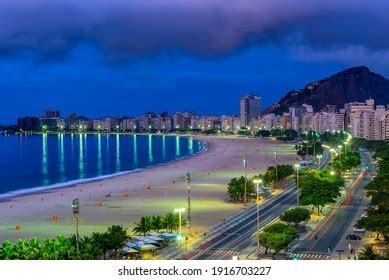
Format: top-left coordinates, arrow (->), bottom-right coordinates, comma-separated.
0,136 -> 298,242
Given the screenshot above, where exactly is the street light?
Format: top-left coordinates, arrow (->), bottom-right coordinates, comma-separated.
337,145 -> 342,158
186,173 -> 192,236
317,154 -> 323,168
294,164 -> 300,205
274,151 -> 279,188
343,141 -> 348,158
253,178 -> 263,258
174,208 -> 185,237
72,199 -> 80,257
243,159 -> 248,206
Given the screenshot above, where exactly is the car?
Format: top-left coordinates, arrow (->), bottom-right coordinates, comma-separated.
361,212 -> 368,218
364,205 -> 374,211
353,226 -> 366,233
346,234 -> 362,240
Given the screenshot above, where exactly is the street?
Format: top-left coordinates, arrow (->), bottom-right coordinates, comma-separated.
187,151 -> 331,260
292,150 -> 373,258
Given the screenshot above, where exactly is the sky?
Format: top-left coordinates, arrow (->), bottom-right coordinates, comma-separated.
1,0 -> 389,124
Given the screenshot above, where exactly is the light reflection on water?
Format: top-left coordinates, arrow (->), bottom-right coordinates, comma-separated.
79,134 -> 84,178
59,134 -> 65,181
133,134 -> 138,168
148,134 -> 153,163
97,134 -> 102,175
42,134 -> 49,184
1,134 -> 202,195
176,135 -> 180,157
116,134 -> 121,172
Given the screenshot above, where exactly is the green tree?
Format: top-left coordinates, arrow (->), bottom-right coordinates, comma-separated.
227,176 -> 255,202
330,152 -> 361,175
257,130 -> 270,137
91,232 -> 111,260
78,236 -> 103,260
163,212 -> 185,233
150,215 -> 164,232
257,223 -> 298,259
358,244 -> 380,260
280,208 -> 311,227
106,225 -> 128,259
39,236 -> 75,260
133,216 -> 152,236
262,165 -> 294,189
299,169 -> 344,215
270,129 -> 283,137
357,211 -> 389,241
0,241 -> 16,260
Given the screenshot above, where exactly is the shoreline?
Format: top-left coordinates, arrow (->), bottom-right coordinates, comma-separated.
0,136 -> 209,202
0,136 -> 297,241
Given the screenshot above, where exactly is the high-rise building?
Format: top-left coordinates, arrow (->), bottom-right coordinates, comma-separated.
17,116 -> 40,131
344,99 -> 375,131
313,112 -> 345,133
379,111 -> 389,140
44,109 -> 60,118
240,95 -> 261,127
289,106 -> 307,134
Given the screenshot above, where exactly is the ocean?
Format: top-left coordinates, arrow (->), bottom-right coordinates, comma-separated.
0,134 -> 204,198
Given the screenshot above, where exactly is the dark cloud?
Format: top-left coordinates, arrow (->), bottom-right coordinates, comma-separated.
1,0 -> 388,63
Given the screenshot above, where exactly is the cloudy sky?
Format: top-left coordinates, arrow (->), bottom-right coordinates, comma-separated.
1,0 -> 388,124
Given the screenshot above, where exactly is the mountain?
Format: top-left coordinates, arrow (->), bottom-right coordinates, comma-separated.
265,66 -> 389,114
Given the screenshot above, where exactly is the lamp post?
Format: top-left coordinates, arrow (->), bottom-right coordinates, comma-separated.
294,164 -> 300,205
317,154 -> 323,168
72,199 -> 80,257
253,178 -> 263,258
243,158 -> 248,206
274,151 -> 279,188
186,172 -> 192,236
344,141 -> 348,158
174,208 -> 185,237
337,145 -> 342,159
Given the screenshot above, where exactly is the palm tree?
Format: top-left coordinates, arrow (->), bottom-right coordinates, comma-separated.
54,236 -> 75,260
358,244 -> 380,260
91,232 -> 110,260
39,236 -> 74,260
41,238 -> 56,260
163,213 -> 181,233
78,236 -> 103,260
0,241 -> 16,260
14,239 -> 30,260
28,237 -> 42,260
151,215 -> 164,232
133,217 -> 152,236
106,225 -> 128,259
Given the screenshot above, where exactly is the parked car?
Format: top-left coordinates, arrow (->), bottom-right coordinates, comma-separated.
364,205 -> 374,211
353,225 -> 366,233
361,212 -> 368,218
346,235 -> 362,240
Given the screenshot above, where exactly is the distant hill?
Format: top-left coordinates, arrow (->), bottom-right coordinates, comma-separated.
265,66 -> 389,114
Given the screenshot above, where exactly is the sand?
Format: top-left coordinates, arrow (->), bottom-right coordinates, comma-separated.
0,136 -> 298,242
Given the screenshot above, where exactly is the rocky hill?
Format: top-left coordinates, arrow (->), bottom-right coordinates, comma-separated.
265,66 -> 389,114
